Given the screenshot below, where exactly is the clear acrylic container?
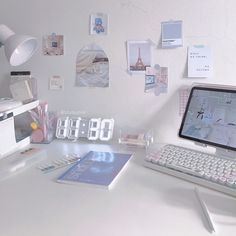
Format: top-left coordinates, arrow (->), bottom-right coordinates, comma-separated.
118,127 -> 154,148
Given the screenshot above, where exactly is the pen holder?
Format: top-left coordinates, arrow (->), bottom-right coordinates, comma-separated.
30,112 -> 56,144
30,103 -> 57,144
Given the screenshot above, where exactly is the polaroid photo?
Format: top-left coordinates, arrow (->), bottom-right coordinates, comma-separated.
127,40 -> 152,74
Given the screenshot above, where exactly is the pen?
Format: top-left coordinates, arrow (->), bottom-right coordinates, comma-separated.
194,187 -> 216,234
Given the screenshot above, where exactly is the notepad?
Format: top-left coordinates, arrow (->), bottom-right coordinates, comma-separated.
57,151 -> 133,189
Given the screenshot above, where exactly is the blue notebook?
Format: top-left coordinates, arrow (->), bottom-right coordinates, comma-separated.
57,151 -> 132,189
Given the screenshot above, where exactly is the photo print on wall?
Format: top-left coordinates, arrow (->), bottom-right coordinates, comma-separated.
90,13 -> 108,35
75,43 -> 109,87
42,33 -> 64,56
127,40 -> 152,74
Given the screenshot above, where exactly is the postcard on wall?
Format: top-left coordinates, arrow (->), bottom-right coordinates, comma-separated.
161,20 -> 183,48
187,45 -> 213,78
75,43 -> 109,88
127,40 -> 152,74
90,13 -> 108,35
145,65 -> 168,96
43,34 -> 64,56
154,67 -> 168,95
145,67 -> 157,92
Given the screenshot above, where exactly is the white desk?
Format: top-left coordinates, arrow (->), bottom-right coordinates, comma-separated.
0,140 -> 236,236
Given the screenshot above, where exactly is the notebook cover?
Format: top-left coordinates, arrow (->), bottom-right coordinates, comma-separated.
57,151 -> 132,189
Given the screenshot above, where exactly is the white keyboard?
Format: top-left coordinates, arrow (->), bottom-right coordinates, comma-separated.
144,144 -> 236,197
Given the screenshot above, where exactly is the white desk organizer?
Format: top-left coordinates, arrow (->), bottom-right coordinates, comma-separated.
0,100 -> 39,159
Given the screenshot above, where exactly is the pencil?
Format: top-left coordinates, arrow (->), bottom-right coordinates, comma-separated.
194,187 -> 216,233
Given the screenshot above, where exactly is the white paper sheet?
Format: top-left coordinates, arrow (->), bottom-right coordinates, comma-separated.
188,45 -> 213,78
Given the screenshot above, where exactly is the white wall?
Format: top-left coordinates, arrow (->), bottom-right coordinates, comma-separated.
1,0 -> 236,146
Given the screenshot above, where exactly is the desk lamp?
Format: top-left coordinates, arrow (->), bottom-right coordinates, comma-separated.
0,24 -> 37,66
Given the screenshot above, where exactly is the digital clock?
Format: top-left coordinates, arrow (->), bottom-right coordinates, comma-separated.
56,117 -> 114,141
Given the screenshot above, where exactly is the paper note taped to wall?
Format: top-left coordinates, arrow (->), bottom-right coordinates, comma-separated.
161,20 -> 183,48
188,45 -> 213,78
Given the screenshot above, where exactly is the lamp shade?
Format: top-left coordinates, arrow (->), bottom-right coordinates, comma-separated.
4,35 -> 37,66
0,24 -> 38,66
